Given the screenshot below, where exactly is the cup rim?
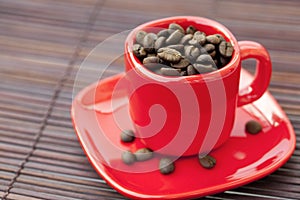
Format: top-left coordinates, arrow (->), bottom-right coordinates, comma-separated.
125,16 -> 240,83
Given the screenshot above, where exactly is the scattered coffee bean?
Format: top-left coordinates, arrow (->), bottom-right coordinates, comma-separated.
180,34 -> 193,45
157,48 -> 182,63
133,22 -> 233,76
134,148 -> 153,161
245,120 -> 262,134
160,67 -> 181,76
199,155 -> 216,169
135,30 -> 147,45
165,29 -> 184,45
159,158 -> 175,175
120,130 -> 135,143
122,151 -> 136,165
171,58 -> 190,69
169,23 -> 185,34
219,41 -> 234,57
186,25 -> 197,35
187,65 -> 198,75
154,36 -> 166,50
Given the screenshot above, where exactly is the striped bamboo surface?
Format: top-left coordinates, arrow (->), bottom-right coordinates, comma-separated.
0,0 -> 300,199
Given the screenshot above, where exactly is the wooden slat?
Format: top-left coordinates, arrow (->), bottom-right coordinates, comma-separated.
0,0 -> 300,199
6,193 -> 44,200
12,174 -> 122,200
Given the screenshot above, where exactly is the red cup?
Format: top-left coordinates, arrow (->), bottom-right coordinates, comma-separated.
124,16 -> 272,156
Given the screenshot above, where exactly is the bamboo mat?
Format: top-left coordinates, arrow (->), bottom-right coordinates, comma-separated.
0,0 -> 300,199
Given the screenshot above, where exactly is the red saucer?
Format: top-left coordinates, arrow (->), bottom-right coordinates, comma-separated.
71,69 -> 295,199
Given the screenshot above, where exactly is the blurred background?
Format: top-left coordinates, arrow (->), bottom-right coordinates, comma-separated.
0,0 -> 299,199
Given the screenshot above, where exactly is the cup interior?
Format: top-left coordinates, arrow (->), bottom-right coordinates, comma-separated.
125,16 -> 240,82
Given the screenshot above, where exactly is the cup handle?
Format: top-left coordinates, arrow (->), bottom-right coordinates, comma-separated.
237,41 -> 272,107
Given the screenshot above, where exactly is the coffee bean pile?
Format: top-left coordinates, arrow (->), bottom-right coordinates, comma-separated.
133,23 -> 233,76
120,129 -> 217,173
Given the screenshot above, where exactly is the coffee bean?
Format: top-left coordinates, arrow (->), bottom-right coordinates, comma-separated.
187,65 -> 198,75
147,53 -> 157,57
165,29 -> 184,45
214,59 -> 218,66
191,48 -> 202,60
215,34 -> 225,42
134,148 -> 153,161
245,120 -> 262,134
143,33 -> 157,53
209,51 -> 216,58
122,151 -> 136,165
180,70 -> 187,76
184,45 -> 193,57
171,58 -> 190,69
169,23 -> 185,34
157,29 -> 170,38
196,54 -> 215,65
133,43 -> 141,53
206,34 -> 221,45
220,56 -> 231,67
143,56 -> 160,65
219,41 -> 234,57
204,43 -> 215,53
167,44 -> 184,52
199,155 -> 216,169
135,30 -> 147,44
132,44 -> 147,60
154,36 -> 166,50
180,34 -> 193,45
188,39 -> 201,47
157,48 -> 182,63
186,25 -> 197,35
184,45 -> 200,61
144,63 -> 166,74
159,158 -> 175,175
193,31 -> 206,45
193,63 -> 217,74
120,130 -> 135,143
160,67 -> 181,76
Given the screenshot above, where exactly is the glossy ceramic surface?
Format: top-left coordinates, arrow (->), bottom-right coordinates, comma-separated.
124,16 -> 272,156
71,69 -> 295,199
